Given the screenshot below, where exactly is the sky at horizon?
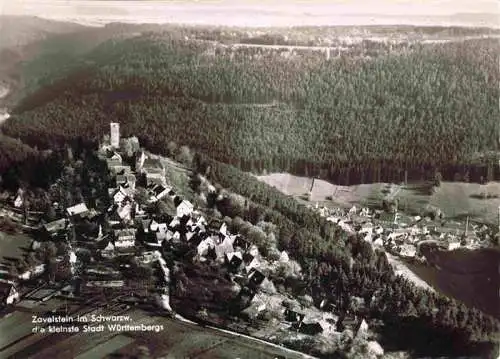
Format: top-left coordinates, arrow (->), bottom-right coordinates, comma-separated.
1,0 -> 499,27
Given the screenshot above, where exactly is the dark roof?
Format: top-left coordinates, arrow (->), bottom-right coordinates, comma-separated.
285,308 -> 305,323
242,252 -> 254,264
0,282 -> 15,298
234,236 -> 249,249
226,254 -> 243,268
153,185 -> 167,196
299,322 -> 323,335
173,196 -> 182,207
248,268 -> 266,285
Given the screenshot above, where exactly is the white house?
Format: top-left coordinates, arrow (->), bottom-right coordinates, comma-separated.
279,251 -> 289,263
66,203 -> 89,218
448,241 -> 461,251
112,187 -> 129,205
245,257 -> 261,273
117,203 -> 133,222
150,220 -> 160,232
168,217 -> 180,229
219,222 -> 228,237
197,238 -> 216,257
214,238 -> 235,262
13,195 -> 23,208
0,283 -> 19,305
114,229 -> 136,248
149,185 -> 171,203
176,200 -> 194,218
101,242 -> 115,258
399,244 -> 417,257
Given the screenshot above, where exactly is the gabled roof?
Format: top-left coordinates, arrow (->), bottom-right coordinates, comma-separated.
177,199 -> 193,209
248,268 -> 266,285
153,185 -> 167,196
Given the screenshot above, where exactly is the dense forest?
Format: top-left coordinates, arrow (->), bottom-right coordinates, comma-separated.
1,23 -> 499,358
2,32 -> 499,185
193,154 -> 500,358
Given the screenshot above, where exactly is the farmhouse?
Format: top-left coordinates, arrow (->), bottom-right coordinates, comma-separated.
13,194 -> 23,208
101,242 -> 115,258
110,186 -> 133,205
176,200 -> 194,218
43,218 -> 68,238
225,251 -> 243,270
66,203 -> 89,218
150,185 -> 171,202
114,229 -> 136,248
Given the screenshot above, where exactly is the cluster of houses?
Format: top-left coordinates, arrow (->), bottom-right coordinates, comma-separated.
310,203 -> 491,260
0,124 -> 387,358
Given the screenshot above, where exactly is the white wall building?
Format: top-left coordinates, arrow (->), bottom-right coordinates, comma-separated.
110,122 -> 120,148
176,200 -> 194,218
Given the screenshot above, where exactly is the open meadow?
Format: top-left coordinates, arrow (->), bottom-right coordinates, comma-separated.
257,173 -> 500,225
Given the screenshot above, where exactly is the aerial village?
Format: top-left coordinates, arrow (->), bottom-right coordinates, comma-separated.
308,190 -> 496,260
0,123 -> 387,357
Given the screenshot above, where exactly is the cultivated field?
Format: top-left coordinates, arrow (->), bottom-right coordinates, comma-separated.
257,173 -> 500,225
0,302 -> 310,359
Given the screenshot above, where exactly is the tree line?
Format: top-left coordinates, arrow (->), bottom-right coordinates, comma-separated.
3,35 -> 498,185
193,154 -> 500,358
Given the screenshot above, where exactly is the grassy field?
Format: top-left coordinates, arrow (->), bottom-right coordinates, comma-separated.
257,173 -> 500,225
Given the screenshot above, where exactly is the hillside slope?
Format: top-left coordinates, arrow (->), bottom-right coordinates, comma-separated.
3,32 -> 500,185
258,173 -> 500,225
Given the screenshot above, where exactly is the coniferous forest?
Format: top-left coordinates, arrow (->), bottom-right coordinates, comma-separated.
193,154 -> 499,358
2,32 -> 499,184
0,25 -> 499,358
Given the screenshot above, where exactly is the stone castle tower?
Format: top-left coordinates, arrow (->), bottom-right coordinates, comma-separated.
110,122 -> 120,148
